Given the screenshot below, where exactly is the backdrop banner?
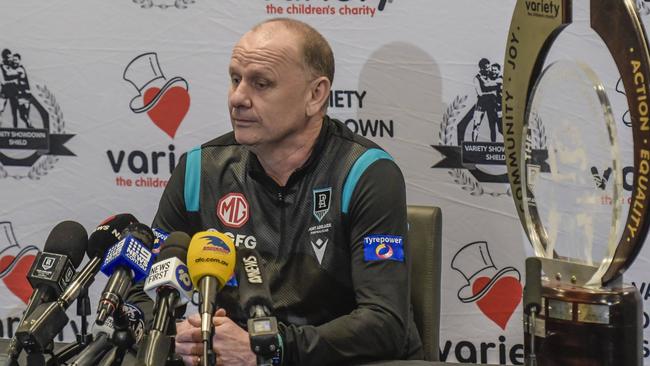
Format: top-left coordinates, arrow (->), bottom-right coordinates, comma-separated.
1,1 -> 649,364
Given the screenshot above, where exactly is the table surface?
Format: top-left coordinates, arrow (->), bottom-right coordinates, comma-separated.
0,338 -> 498,365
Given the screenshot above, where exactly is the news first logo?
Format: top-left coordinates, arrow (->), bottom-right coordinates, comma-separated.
432,58 -> 549,197
265,0 -> 395,18
0,49 -> 76,180
109,52 -> 190,189
442,241 -> 524,364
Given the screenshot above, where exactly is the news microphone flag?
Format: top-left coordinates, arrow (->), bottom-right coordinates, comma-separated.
144,256 -> 193,305
100,234 -> 153,282
187,231 -> 236,289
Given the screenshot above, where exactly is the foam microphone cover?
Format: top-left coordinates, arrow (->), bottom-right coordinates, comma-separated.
157,231 -> 190,262
121,222 -> 155,249
236,248 -> 274,314
87,214 -> 139,258
186,231 -> 236,289
43,220 -> 88,267
524,257 -> 542,314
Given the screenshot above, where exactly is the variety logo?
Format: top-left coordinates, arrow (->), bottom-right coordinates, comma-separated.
0,221 -> 38,304
217,193 -> 249,228
123,52 -> 190,139
451,241 -> 522,330
431,58 -> 548,197
264,0 -> 395,18
591,166 -> 612,190
313,187 -> 331,222
109,52 -> 188,189
132,0 -> 196,9
524,0 -> 560,19
202,234 -> 232,254
0,48 -> 76,179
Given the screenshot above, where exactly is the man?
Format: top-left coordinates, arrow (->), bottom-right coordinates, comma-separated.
0,49 -> 20,128
11,54 -> 33,128
150,18 -> 422,365
470,58 -> 501,142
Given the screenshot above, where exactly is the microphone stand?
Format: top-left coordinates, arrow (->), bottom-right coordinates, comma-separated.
110,307 -> 135,366
50,286 -> 93,365
202,326 -> 216,366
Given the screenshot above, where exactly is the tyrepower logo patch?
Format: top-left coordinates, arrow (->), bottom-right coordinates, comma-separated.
217,193 -> 249,228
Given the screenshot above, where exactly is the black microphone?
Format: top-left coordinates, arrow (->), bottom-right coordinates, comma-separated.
70,302 -> 146,366
5,221 -> 87,362
236,248 -> 273,318
14,214 -> 138,352
236,248 -> 280,363
136,232 -> 192,366
95,222 -> 155,325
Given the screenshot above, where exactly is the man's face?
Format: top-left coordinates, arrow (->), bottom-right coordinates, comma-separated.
490,65 -> 500,78
228,25 -> 313,150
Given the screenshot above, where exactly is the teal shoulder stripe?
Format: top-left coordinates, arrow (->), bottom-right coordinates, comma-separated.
342,148 -> 394,214
184,146 -> 202,212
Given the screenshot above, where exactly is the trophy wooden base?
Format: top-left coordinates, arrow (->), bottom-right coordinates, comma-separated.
524,282 -> 642,366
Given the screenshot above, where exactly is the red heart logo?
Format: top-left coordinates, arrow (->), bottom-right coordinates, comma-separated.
0,254 -> 36,304
143,85 -> 190,138
472,275 -> 522,330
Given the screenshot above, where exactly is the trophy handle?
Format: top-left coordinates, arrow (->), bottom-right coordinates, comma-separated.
590,0 -> 650,286
502,0 -> 572,259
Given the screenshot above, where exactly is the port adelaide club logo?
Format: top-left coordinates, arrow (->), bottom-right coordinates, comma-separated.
0,49 -> 75,179
431,58 -> 549,197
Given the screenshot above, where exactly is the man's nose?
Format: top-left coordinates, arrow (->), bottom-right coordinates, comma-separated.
229,82 -> 252,109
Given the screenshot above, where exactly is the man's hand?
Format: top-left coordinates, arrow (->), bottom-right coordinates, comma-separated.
212,308 -> 257,366
175,313 -> 203,366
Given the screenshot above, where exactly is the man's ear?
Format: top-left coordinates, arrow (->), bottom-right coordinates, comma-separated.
306,76 -> 331,117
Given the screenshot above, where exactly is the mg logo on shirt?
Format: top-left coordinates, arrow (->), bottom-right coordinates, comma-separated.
217,193 -> 249,228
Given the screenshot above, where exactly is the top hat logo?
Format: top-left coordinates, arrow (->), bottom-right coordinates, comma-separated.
451,241 -> 522,330
123,52 -> 190,138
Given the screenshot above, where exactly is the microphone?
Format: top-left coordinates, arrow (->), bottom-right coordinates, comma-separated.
236,248 -> 280,362
236,248 -> 273,318
187,231 -> 236,364
70,302 -> 145,366
152,227 -> 169,255
6,221 -> 87,362
136,231 -> 192,366
96,222 -> 155,325
14,214 -> 138,352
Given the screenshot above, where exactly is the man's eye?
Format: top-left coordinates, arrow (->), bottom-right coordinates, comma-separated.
255,80 -> 269,89
231,76 -> 241,85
